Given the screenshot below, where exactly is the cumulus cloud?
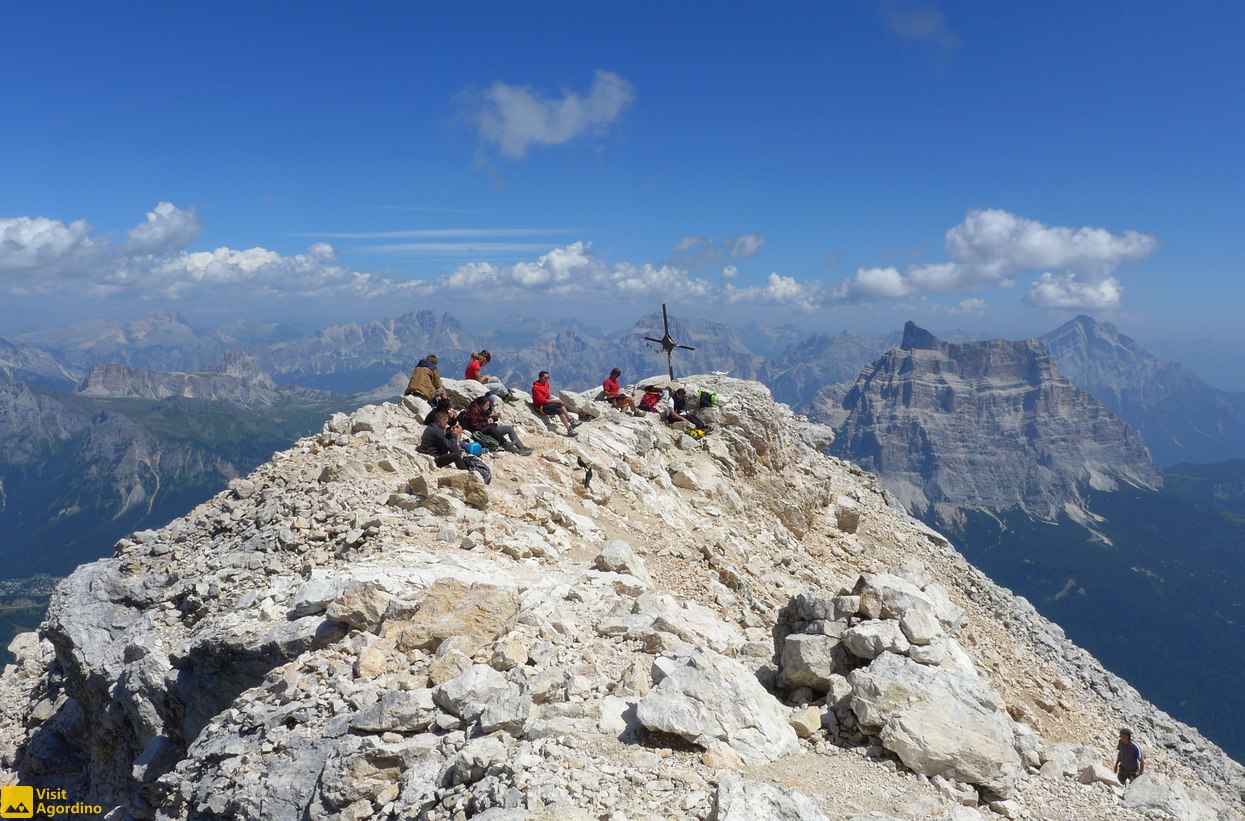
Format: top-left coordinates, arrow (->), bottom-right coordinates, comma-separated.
829,209 -> 1156,311
465,70 -> 635,160
832,266 -> 914,303
125,202 -> 201,254
1024,273 -> 1123,310
0,215 -> 106,279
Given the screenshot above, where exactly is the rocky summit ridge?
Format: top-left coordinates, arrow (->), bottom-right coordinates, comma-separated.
1,375 -> 1240,820
831,323 -> 1161,527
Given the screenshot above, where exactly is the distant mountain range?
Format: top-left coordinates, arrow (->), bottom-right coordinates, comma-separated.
827,322 -> 1245,759
1039,316 -> 1245,466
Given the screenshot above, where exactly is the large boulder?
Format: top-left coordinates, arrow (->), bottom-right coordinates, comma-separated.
848,653 -> 1021,798
709,776 -> 828,820
1123,773 -> 1226,820
636,648 -> 799,766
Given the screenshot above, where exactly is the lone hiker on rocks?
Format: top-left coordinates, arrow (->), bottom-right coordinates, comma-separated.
1115,727 -> 1145,785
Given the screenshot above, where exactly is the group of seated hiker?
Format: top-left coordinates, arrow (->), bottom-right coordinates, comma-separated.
416,409 -> 491,483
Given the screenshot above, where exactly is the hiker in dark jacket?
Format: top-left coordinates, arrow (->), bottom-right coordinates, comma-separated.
1115,728 -> 1145,784
462,394 -> 531,455
417,410 -> 468,469
405,354 -> 446,401
422,397 -> 458,427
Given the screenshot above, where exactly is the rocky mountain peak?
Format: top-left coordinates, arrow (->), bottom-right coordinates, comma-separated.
1,375 -> 1238,819
832,327 -> 1160,523
900,321 -> 943,351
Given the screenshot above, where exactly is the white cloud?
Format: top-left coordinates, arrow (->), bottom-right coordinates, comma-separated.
830,209 -> 1156,311
0,215 -> 106,278
949,297 -> 988,316
728,234 -> 765,259
466,70 -> 635,160
125,202 -> 201,254
1024,273 -> 1123,310
832,266 -> 914,302
945,208 -> 1156,276
722,265 -> 738,279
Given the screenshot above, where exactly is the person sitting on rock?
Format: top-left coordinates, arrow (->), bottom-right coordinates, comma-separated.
405,354 -> 447,402
417,409 -> 469,469
603,367 -> 639,415
531,370 -> 580,437
665,387 -> 704,430
466,349 -> 517,401
1114,728 -> 1145,785
422,397 -> 458,427
462,393 -> 532,455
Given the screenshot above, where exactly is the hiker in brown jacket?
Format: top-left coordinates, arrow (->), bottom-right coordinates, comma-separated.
405,354 -> 446,401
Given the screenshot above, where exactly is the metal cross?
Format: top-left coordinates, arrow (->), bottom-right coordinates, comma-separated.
643,303 -> 696,381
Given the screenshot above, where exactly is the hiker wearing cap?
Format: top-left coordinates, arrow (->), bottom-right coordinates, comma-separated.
1114,728 -> 1145,784
532,370 -> 580,436
405,354 -> 446,402
462,393 -> 531,455
603,368 -> 640,416
466,349 -> 516,400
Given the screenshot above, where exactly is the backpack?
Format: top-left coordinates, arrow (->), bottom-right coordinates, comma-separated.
639,391 -> 662,413
465,454 -> 492,485
698,390 -> 718,409
473,432 -> 501,452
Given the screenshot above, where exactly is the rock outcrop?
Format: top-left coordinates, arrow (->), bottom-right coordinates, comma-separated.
831,322 -> 1161,523
0,375 -> 1239,819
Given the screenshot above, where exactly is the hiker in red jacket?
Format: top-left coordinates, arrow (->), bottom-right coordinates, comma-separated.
532,370 -> 580,436
466,349 -> 516,401
603,368 -> 639,415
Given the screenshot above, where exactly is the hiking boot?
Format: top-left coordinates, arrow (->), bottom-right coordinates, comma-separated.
569,419 -> 583,429
565,429 -> 578,437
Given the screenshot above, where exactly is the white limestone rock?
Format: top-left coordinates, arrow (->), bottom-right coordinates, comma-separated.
709,776 -> 829,820
636,648 -> 799,766
848,653 -> 1022,798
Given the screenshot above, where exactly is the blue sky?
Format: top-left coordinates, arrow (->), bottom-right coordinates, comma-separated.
2,1 -> 1242,344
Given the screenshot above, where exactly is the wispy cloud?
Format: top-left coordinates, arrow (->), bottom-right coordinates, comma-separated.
359,242 -> 557,255
672,233 -> 767,268
462,70 -> 635,160
291,228 -> 579,240
880,1 -> 961,55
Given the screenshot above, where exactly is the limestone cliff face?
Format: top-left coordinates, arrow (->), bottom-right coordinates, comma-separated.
831,323 -> 1161,523
0,376 -> 1238,820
